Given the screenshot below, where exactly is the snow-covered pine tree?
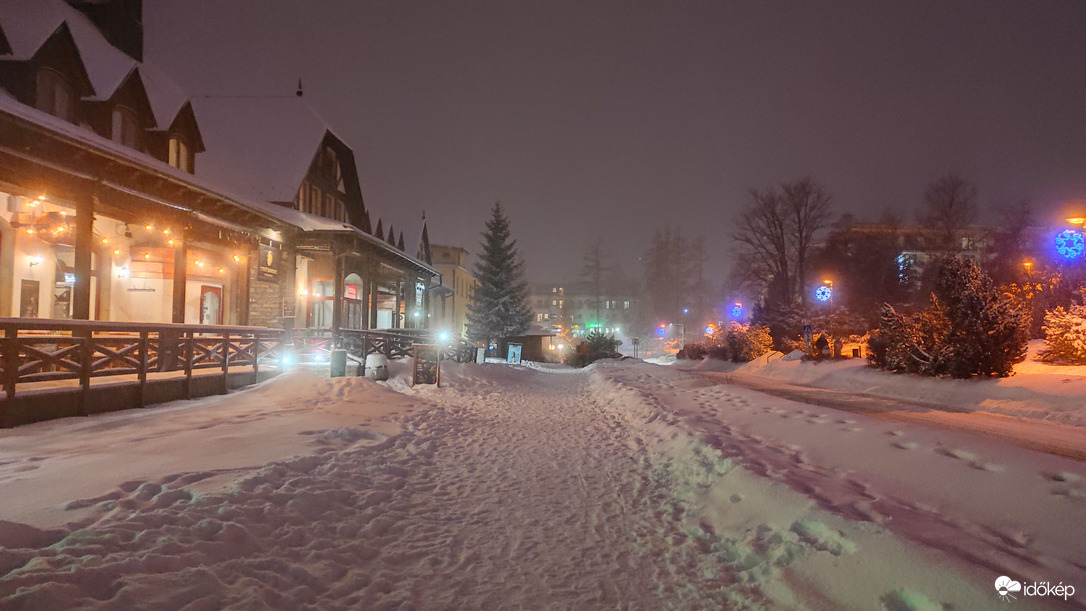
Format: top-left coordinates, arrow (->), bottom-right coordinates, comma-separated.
933,257 -> 1029,378
466,202 -> 533,349
1039,305 -> 1086,364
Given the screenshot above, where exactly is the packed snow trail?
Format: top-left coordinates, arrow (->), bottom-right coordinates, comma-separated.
0,360 -> 1075,609
0,363 -> 759,609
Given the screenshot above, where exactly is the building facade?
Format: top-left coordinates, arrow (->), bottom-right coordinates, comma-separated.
429,244 -> 478,339
0,0 -> 438,334
528,280 -> 640,339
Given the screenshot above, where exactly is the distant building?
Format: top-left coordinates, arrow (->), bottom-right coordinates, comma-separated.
528,280 -> 640,338
429,244 -> 478,339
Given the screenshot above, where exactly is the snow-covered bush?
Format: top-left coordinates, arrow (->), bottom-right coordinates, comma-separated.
724,323 -> 773,363
868,258 -> 1028,378
576,330 -> 622,366
1039,305 -> 1086,364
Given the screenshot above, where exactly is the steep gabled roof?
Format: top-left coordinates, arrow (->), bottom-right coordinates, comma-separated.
191,96 -> 333,203
0,0 -> 193,128
139,62 -> 192,133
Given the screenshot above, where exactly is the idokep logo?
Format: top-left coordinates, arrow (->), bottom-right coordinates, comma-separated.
995,576 -> 1076,602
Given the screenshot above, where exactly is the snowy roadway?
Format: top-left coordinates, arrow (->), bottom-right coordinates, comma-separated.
1,360 -> 1083,609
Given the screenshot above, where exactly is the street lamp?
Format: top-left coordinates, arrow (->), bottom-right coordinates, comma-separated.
1023,260 -> 1034,277
670,323 -> 685,347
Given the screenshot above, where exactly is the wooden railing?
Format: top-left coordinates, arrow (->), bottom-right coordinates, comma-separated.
0,319 -> 285,415
289,328 -> 478,365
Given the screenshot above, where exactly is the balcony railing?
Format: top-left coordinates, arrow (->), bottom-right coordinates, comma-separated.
0,318 -> 286,416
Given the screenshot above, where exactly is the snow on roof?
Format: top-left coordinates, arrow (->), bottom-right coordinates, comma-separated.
190,96 -> 330,204
520,325 -> 556,337
0,0 -> 70,61
0,0 -> 137,103
0,91 -> 348,232
1,92 -> 435,273
137,62 -> 190,130
0,0 -> 196,129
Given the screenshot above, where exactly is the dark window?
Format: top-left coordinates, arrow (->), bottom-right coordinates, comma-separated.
36,69 -> 74,122
112,107 -> 141,149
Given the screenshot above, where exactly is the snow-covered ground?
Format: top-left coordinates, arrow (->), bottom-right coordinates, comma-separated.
0,356 -> 1083,609
681,340 -> 1086,427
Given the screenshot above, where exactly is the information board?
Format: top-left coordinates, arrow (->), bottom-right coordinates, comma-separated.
507,343 -> 522,364
412,344 -> 441,386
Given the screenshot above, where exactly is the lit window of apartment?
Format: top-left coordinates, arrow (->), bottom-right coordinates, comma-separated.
168,136 -> 191,172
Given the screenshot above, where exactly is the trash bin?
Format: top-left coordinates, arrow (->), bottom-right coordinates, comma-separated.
364,353 -> 389,381
330,349 -> 347,378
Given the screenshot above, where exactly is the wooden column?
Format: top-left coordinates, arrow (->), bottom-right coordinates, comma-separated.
172,230 -> 187,323
72,193 -> 95,320
368,278 -> 378,330
394,279 -> 403,329
238,246 -> 251,326
332,248 -> 344,337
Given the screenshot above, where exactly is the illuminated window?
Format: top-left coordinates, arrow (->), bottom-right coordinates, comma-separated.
168,136 -> 191,172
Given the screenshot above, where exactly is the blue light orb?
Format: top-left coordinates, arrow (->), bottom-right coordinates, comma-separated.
815,286 -> 833,302
730,305 -> 743,318
1055,230 -> 1085,260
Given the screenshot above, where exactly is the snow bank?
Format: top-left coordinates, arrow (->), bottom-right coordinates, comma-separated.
677,340 -> 1086,427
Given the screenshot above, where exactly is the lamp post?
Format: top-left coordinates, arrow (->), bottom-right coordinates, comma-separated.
817,279 -> 834,313
1023,260 -> 1033,277
671,323 -> 685,348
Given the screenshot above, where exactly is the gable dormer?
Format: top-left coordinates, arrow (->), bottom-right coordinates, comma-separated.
81,66 -> 154,150
28,23 -> 95,123
144,101 -> 204,174
294,133 -> 371,231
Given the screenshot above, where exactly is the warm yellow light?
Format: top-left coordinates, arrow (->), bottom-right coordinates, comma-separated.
37,194 -> 46,201
101,237 -> 109,245
112,248 -> 121,256
1067,216 -> 1086,226
217,267 -> 225,275
143,253 -> 151,260
822,279 -> 833,285
232,254 -> 242,263
162,228 -> 170,235
24,228 -> 34,235
1024,261 -> 1034,269
145,223 -> 154,231
194,260 -> 204,268
58,210 -> 67,216
300,289 -> 309,297
167,239 -> 175,246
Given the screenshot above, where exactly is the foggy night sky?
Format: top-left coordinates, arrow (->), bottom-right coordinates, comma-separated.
145,0 -> 1086,286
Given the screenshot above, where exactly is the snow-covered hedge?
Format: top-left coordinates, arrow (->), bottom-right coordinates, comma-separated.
1039,305 -> 1086,364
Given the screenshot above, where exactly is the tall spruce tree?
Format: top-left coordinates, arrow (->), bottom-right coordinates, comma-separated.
466,202 -> 533,348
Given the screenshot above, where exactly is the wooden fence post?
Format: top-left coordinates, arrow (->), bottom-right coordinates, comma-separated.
137,331 -> 148,408
221,331 -> 230,394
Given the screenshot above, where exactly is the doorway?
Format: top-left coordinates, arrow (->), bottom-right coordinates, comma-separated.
200,285 -> 222,325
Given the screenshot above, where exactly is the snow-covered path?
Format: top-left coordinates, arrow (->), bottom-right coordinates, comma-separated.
0,364 -> 750,609
1,360 -> 1081,609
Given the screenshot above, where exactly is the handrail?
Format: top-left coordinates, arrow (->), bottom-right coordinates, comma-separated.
0,318 -> 282,335
1,321 -> 286,420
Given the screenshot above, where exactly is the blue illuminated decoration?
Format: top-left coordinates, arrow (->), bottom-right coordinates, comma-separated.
730,305 -> 743,318
1054,230 -> 1085,260
815,286 -> 833,302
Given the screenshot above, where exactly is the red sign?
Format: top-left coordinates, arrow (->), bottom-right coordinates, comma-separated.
346,285 -> 357,299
